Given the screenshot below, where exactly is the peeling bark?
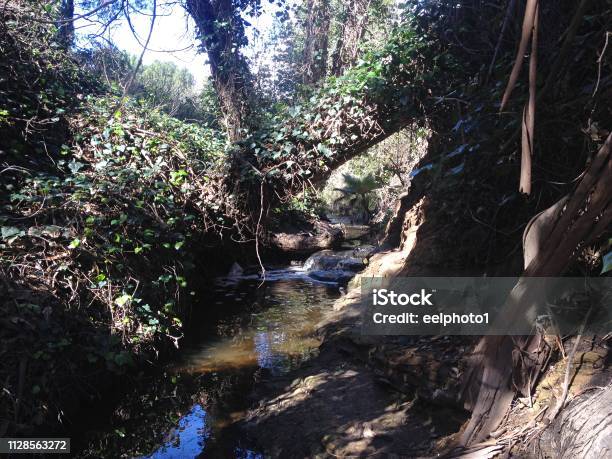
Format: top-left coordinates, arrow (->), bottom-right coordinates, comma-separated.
537,384 -> 612,458
461,133 -> 612,446
519,1 -> 538,195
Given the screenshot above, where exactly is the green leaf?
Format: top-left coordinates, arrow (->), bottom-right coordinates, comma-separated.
68,238 -> 80,249
114,294 -> 131,307
68,160 -> 84,174
1,226 -> 21,240
601,251 -> 612,275
317,143 -> 333,158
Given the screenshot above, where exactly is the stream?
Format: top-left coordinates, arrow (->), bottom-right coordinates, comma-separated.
76,242 -> 371,458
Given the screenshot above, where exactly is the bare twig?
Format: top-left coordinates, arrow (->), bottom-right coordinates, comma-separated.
592,31 -> 611,98
121,0 -> 157,99
486,0 -> 517,82
255,179 -> 266,285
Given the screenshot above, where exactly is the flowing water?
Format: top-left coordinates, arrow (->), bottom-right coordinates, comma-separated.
78,264 -> 344,458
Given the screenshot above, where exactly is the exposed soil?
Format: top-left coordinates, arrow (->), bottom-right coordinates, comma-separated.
243,247 -> 473,457
242,198 -> 612,458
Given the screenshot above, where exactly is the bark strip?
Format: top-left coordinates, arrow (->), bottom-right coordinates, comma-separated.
461,133 -> 612,446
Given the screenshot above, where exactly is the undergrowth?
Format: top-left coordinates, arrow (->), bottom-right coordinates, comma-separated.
0,1 -> 229,435
2,0 -> 609,440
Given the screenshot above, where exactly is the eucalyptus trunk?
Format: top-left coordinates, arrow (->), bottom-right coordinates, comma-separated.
330,0 -> 371,76
302,0 -> 330,85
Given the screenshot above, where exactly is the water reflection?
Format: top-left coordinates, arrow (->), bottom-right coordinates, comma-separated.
142,403 -> 266,459
178,277 -> 339,376
143,405 -> 210,459
144,273 -> 340,458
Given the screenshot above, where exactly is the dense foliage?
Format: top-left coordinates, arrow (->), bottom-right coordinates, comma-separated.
239,24 -> 436,194
1,0 -> 611,443
1,1 -> 231,434
76,45 -> 222,126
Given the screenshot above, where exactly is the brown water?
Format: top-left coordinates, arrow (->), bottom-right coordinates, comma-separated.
78,266 -> 342,458
176,275 -> 335,377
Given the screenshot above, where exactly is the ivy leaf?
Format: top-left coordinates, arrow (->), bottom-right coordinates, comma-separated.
1,226 -> 22,240
601,251 -> 612,275
68,160 -> 84,174
317,143 -> 333,158
114,294 -> 131,307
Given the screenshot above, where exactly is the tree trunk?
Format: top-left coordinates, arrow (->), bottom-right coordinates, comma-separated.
537,384 -> 612,458
460,133 -> 612,446
330,0 -> 371,76
302,0 -> 330,85
185,0 -> 254,141
58,0 -> 75,48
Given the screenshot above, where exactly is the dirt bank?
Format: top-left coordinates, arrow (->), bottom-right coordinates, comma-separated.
243,196 -> 612,458
243,231 -> 475,456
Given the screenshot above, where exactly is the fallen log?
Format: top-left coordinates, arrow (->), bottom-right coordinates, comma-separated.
269,221 -> 344,254
537,384 -> 612,458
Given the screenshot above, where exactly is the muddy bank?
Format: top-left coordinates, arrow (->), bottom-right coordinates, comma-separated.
242,200 -> 612,458
242,247 -> 474,457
